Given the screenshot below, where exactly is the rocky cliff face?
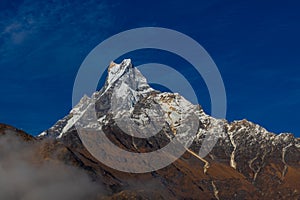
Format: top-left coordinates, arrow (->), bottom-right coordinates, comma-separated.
1,59 -> 299,199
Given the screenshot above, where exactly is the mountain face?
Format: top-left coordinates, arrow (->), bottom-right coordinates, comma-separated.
1,60 -> 299,199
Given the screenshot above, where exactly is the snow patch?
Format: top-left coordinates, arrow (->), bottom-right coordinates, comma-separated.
228,129 -> 237,169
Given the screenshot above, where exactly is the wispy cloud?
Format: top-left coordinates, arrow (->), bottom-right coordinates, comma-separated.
0,134 -> 106,199
0,0 -> 116,134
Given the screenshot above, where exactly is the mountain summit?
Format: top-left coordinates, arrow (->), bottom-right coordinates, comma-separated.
35,59 -> 300,199
5,59 -> 300,199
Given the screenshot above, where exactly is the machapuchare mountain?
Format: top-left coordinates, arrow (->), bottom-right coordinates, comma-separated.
1,60 -> 299,200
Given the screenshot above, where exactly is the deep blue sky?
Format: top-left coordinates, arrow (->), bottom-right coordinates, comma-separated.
0,0 -> 299,137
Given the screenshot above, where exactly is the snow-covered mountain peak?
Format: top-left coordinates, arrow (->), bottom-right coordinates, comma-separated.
40,59 -> 299,174
106,59 -> 133,84
103,59 -> 154,97
30,58 -> 300,199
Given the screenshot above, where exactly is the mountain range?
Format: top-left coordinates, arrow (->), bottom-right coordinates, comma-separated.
0,59 -> 299,200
